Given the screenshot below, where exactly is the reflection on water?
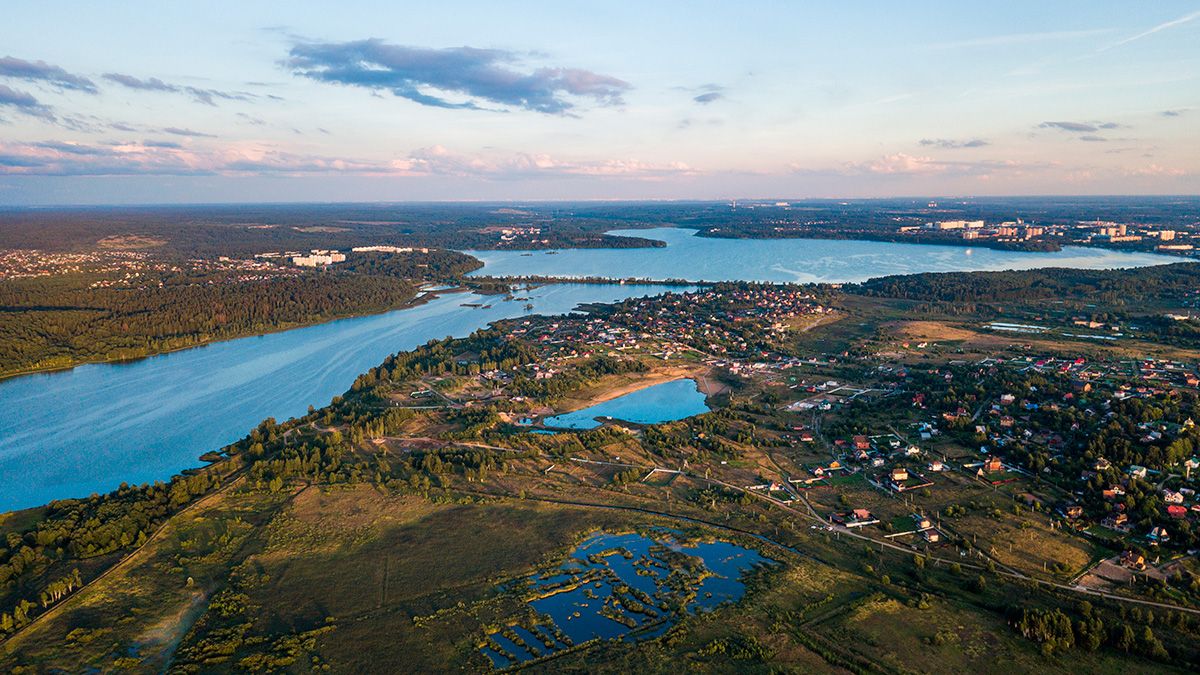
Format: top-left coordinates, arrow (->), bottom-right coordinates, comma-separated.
479,531 -> 772,668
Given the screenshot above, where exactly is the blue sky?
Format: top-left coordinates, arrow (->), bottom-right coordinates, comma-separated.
0,1 -> 1197,204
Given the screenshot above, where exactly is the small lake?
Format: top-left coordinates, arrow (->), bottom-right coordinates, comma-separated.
480,531 -> 772,668
0,283 -> 688,512
467,227 -> 1181,283
542,378 -> 710,430
4,227 -> 1183,513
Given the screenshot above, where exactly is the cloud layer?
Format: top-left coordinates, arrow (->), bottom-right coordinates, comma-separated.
0,139 -> 696,182
919,138 -> 989,149
0,139 -> 387,177
391,145 -> 694,179
0,84 -> 53,119
285,39 -> 630,114
102,73 -> 256,105
0,56 -> 96,93
1039,120 -> 1122,133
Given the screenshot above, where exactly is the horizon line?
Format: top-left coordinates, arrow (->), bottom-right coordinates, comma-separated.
2,193 -> 1199,210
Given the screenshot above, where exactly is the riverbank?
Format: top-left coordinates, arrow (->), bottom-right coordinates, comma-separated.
467,274 -> 702,288
0,284 -> 457,383
693,226 -> 1066,252
466,227 -> 1181,285
694,226 -> 1200,260
0,282 -> 692,512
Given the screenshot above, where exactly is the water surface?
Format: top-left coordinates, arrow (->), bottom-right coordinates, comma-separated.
543,378 -> 710,430
5,229 -> 1182,511
480,531 -> 771,668
467,227 -> 1180,283
0,284 -> 684,511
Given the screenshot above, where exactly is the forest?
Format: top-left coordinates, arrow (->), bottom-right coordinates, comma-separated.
338,249 -> 482,279
5,277 -> 1200,670
3,196 -> 1197,257
0,203 -> 668,256
851,263 -> 1200,305
0,270 -> 416,378
0,246 -> 497,377
0,464 -> 232,639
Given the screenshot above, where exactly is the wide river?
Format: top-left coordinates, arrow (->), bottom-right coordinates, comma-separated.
467,227 -> 1180,283
0,230 -> 1182,511
0,284 -> 684,511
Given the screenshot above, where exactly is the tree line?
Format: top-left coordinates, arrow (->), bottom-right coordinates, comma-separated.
0,270 -> 416,377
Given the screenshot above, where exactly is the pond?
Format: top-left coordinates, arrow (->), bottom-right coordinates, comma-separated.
0,283 -> 690,512
479,531 -> 772,668
542,378 -> 710,430
6,225 -> 1181,513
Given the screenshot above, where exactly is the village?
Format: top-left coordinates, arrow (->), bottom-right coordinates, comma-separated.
0,245 -> 305,286
333,281 -> 1200,614
911,218 -> 1197,254
9,272 -> 1200,671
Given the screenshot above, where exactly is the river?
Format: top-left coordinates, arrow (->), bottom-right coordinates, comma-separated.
0,283 -> 684,511
466,227 -> 1181,283
0,229 -> 1184,511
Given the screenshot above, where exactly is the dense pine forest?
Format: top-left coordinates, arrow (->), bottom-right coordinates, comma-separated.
0,272 -> 417,378
852,263 -> 1200,305
0,248 -> 489,378
338,249 -> 482,279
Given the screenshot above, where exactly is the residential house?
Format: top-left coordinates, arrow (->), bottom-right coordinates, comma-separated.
1147,526 -> 1171,544
833,509 -> 879,528
1103,485 -> 1126,500
1185,456 -> 1200,479
1121,550 -> 1146,570
1103,511 -> 1129,530
1061,504 -> 1084,520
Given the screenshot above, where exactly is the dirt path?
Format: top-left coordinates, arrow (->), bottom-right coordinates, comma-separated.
551,454 -> 1200,617
0,472 -> 246,654
132,590 -> 209,670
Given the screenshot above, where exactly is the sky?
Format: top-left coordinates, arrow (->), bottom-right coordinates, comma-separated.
0,1 -> 1198,204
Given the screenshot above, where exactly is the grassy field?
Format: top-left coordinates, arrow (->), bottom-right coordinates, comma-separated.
5,482 -> 795,672
813,591 -> 1180,675
1,487 -> 290,672
6,282 -> 1200,673
948,510 -> 1099,578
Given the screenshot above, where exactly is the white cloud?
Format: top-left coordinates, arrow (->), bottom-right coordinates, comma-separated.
1101,9 -> 1200,50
